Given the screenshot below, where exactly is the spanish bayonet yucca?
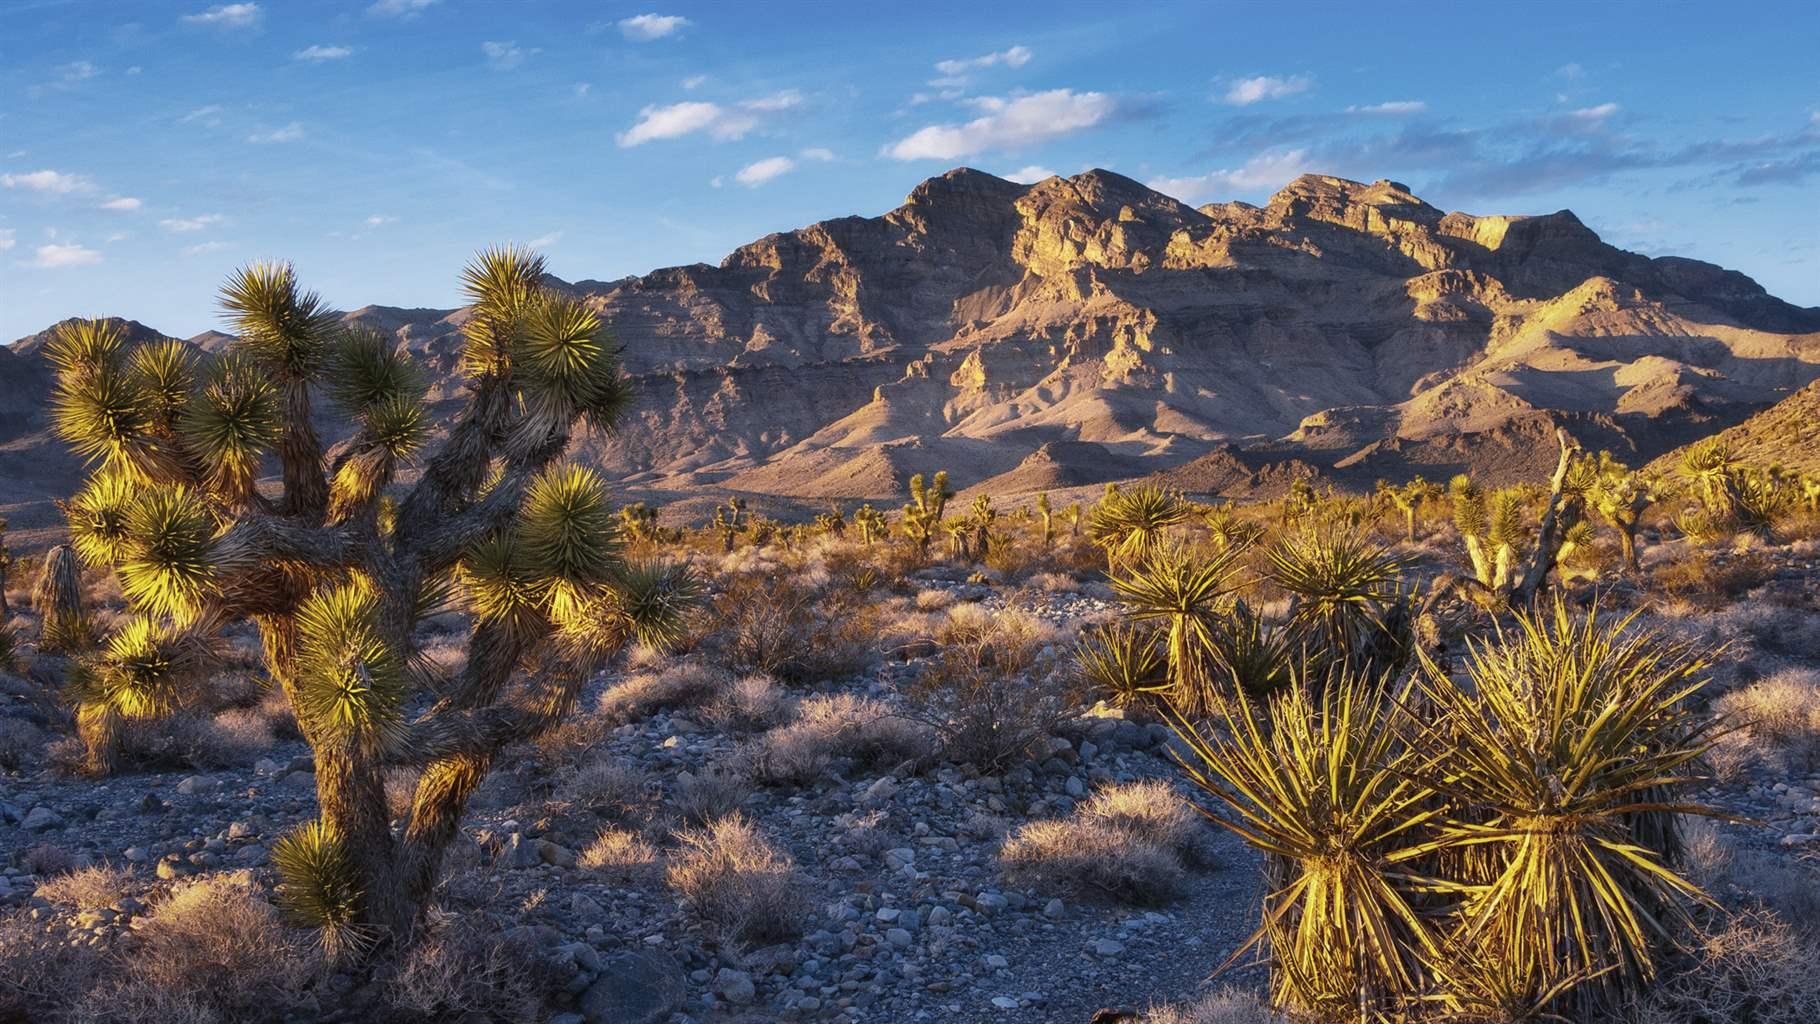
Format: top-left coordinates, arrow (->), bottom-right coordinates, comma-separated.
46,250 -> 702,951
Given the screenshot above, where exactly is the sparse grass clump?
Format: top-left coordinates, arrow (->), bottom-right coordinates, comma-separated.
1000,780 -> 1213,905
1635,910 -> 1820,1024
554,757 -> 652,819
1714,668 -> 1820,772
667,814 -> 805,943
34,863 -> 134,910
668,767 -> 751,825
905,605 -> 1077,768
740,694 -> 933,786
384,917 -> 558,1024
1141,988 -> 1282,1024
596,661 -> 732,723
579,827 -> 661,877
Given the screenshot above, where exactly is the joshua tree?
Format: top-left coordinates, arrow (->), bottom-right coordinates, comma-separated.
814,504 -> 847,537
617,501 -> 660,544
1445,429 -> 1581,608
1376,476 -> 1441,543
1035,493 -> 1054,550
853,503 -> 887,547
966,494 -> 996,563
46,251 -> 701,951
900,471 -> 953,558
713,497 -> 747,552
1578,452 -> 1653,572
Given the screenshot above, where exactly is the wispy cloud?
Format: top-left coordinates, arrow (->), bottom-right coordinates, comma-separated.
101,196 -> 142,211
885,89 -> 1115,160
800,146 -> 835,162
2,169 -> 94,194
619,13 -> 689,41
616,91 -> 801,147
482,40 -> 534,70
525,230 -> 562,249
1349,100 -> 1427,115
180,104 -> 224,126
247,122 -> 304,143
294,44 -> 352,61
0,228 -> 13,251
681,74 -> 707,90
1567,102 -> 1620,121
367,0 -> 437,14
33,242 -> 102,268
160,213 -> 224,232
1149,149 -> 1313,203
735,156 -> 795,186
1554,62 -> 1586,80
183,240 -> 234,256
933,45 -> 1032,77
365,214 -> 396,226
1223,74 -> 1312,106
1005,165 -> 1058,183
182,3 -> 260,29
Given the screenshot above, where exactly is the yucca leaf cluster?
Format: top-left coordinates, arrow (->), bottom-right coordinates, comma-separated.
1089,482 -> 1189,570
45,249 -> 702,948
900,471 -> 953,557
1169,600 -> 1718,1021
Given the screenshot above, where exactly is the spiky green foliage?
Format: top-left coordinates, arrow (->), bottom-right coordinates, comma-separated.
1074,621 -> 1168,706
457,246 -> 544,376
46,319 -> 169,480
67,616 -> 221,720
900,471 -> 953,557
513,293 -> 628,438
128,338 -> 199,430
32,544 -> 89,654
1205,600 -> 1296,698
326,327 -> 420,411
1110,541 -> 1248,713
519,463 -> 621,622
66,471 -> 138,568
219,262 -> 337,380
1580,452 -> 1653,571
272,819 -> 367,954
1377,475 -> 1443,542
606,559 -> 706,652
1267,530 -> 1415,679
853,503 -> 887,546
180,352 -> 282,501
117,488 -> 218,624
1089,482 -> 1188,570
457,533 -> 544,637
1420,602 -> 1717,1014
1168,672 -> 1443,1019
294,581 -> 408,752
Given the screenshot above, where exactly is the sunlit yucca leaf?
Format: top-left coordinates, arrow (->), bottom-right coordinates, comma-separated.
118,488 -> 219,623
49,324 -> 166,478
271,819 -> 370,956
1110,540 -> 1247,713
127,338 -> 199,429
1205,600 -> 1296,698
66,471 -> 140,567
67,615 -> 221,719
364,393 -> 427,458
607,558 -> 704,652
519,463 -> 620,621
294,579 -> 408,752
44,316 -> 129,380
1166,672 -> 1445,1018
458,246 -> 544,376
1089,483 -> 1189,569
180,352 -> 281,501
219,261 -> 337,379
327,447 -> 394,524
1450,474 -> 1486,537
1267,529 -> 1415,677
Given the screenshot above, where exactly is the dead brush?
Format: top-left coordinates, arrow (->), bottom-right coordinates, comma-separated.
904,605 -> 1079,768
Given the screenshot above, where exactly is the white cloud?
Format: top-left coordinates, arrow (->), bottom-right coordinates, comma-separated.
183,240 -> 233,256
368,0 -> 437,14
294,44 -> 352,61
126,66 -> 142,75
160,213 -> 224,232
180,104 -> 224,125
800,147 -> 835,162
482,40 -> 533,70
884,89 -> 1114,160
1148,149 -> 1313,203
1349,100 -> 1426,115
2,169 -> 93,193
615,91 -> 799,147
618,13 -> 689,41
735,156 -> 795,186
681,74 -> 707,90
247,122 -> 304,143
1554,62 -> 1585,80
0,228 -> 13,251
33,242 -> 102,268
365,214 -> 396,226
933,45 -> 1032,77
525,230 -> 562,249
1223,74 -> 1312,106
182,3 -> 260,28
573,82 -> 592,98
1005,165 -> 1058,184
1568,102 -> 1619,120
101,196 -> 142,211
54,61 -> 100,86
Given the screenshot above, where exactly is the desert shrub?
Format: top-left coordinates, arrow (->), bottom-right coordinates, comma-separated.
1649,549 -> 1775,608
702,673 -> 790,733
1715,669 -> 1820,772
19,842 -> 79,876
554,757 -> 652,819
905,605 -> 1078,767
1074,621 -> 1168,708
596,662 -> 732,723
913,587 -> 957,612
1000,780 -> 1213,904
114,872 -> 317,1020
0,717 -> 47,770
1171,601 -> 1718,1020
667,814 -> 804,943
739,693 -> 934,786
579,826 -> 661,877
709,572 -> 877,683
1634,910 -> 1820,1023
385,917 -> 559,1024
1142,988 -> 1282,1024
668,767 -> 751,825
34,863 -> 134,910
0,913 -> 106,1021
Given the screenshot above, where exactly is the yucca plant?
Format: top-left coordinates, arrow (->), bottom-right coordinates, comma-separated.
1266,530 -> 1415,682
1579,451 -> 1653,572
1445,429 -> 1581,609
32,544 -> 89,654
1110,540 -> 1248,715
1377,476 -> 1443,543
1204,599 -> 1296,698
1417,600 -> 1718,1017
1073,620 -> 1169,708
45,251 -> 701,951
1089,482 -> 1189,571
900,471 -> 953,558
1167,671 -> 1445,1020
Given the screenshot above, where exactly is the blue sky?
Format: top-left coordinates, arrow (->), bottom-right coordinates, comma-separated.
2,0 -> 1817,342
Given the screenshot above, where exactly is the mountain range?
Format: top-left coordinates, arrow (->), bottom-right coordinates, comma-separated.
6,167 -> 1819,528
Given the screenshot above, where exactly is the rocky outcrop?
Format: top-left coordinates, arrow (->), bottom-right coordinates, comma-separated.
8,168 -> 1820,509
